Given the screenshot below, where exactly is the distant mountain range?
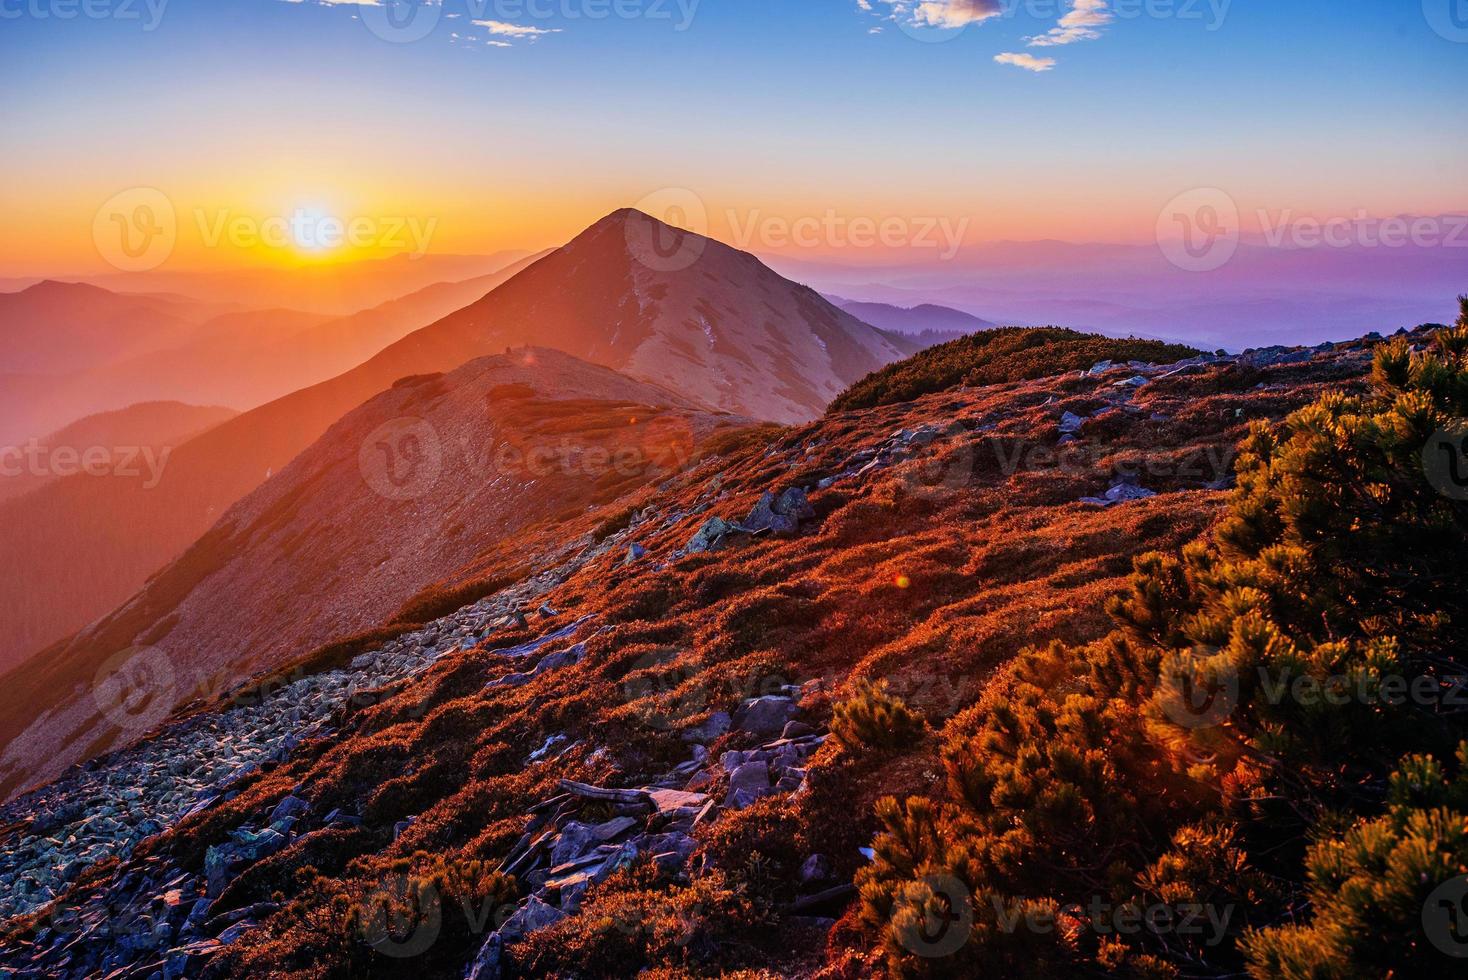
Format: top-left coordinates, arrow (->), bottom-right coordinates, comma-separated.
829,297 -> 997,336
0,210 -> 915,704
0,255 -> 545,447
768,236 -> 1468,349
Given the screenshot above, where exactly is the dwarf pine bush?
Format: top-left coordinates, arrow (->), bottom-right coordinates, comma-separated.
858,304 -> 1468,978
831,679 -> 925,752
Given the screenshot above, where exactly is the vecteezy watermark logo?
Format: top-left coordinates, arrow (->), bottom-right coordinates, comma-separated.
894,874 -> 974,959
1424,876 -> 1468,958
360,0 -> 443,43
1425,423 -> 1468,501
0,441 -> 173,488
93,187 -> 176,272
627,188 -> 709,273
0,0 -> 169,30
1157,187 -> 1240,273
993,894 -> 1235,946
93,646 -> 176,732
1424,0 -> 1468,42
195,207 -> 438,256
724,210 -> 970,262
1256,210 -> 1468,250
622,649 -> 708,730
1156,647 -> 1238,730
359,417 -> 444,501
358,875 -> 443,958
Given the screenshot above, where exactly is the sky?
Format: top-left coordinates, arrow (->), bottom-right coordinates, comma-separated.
2,0 -> 1466,274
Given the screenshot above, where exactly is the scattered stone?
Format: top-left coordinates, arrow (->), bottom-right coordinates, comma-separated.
800,853 -> 833,883
781,720 -> 815,740
266,796 -> 308,826
725,762 -> 773,809
686,516 -> 747,554
734,696 -> 798,735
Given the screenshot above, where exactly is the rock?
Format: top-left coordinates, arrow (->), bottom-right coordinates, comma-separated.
625,543 -> 647,563
742,492 -> 798,535
499,895 -> 566,942
644,788 -> 709,814
164,940 -> 222,980
734,696 -> 798,735
1104,483 -> 1156,504
681,711 -> 731,743
780,720 -> 815,740
725,762 -> 773,809
686,516 -> 746,554
1086,360 -> 1114,376
266,796 -> 308,825
1058,411 -> 1086,434
537,603 -> 558,618
799,853 -> 833,884
217,920 -> 255,944
549,816 -> 638,867
1113,375 -> 1149,388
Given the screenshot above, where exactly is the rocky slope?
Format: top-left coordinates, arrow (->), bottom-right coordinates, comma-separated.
0,348 -> 744,802
0,328 -> 1393,978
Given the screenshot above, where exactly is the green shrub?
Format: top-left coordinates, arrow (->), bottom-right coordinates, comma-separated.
829,328 -> 1200,413
856,312 -> 1468,976
831,680 -> 926,752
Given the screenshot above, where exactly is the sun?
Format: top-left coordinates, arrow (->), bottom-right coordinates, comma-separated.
289,206 -> 344,255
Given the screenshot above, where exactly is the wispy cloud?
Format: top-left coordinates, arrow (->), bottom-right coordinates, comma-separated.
472,19 -> 563,39
1026,0 -> 1113,47
994,51 -> 1056,72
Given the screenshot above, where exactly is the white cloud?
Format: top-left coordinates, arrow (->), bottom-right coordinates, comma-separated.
472,19 -> 562,38
914,0 -> 1003,28
994,51 -> 1056,71
862,0 -> 1002,31
1027,0 -> 1113,47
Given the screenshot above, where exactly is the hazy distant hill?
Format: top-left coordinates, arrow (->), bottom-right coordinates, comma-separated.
0,401 -> 237,505
0,255 -> 544,446
833,297 -> 997,335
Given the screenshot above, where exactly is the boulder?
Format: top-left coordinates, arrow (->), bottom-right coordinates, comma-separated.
267,796 -> 308,825
780,720 -> 815,740
725,762 -> 773,809
681,711 -> 731,743
686,517 -> 746,554
734,696 -> 798,735
799,853 -> 833,884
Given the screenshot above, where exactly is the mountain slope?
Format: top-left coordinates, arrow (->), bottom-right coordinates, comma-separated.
0,401 -> 237,505
0,348 -> 742,800
0,212 -> 905,678
0,328 -> 1398,976
369,208 -> 908,424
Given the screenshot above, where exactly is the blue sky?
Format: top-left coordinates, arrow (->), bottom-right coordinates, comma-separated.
1,0 -> 1465,271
